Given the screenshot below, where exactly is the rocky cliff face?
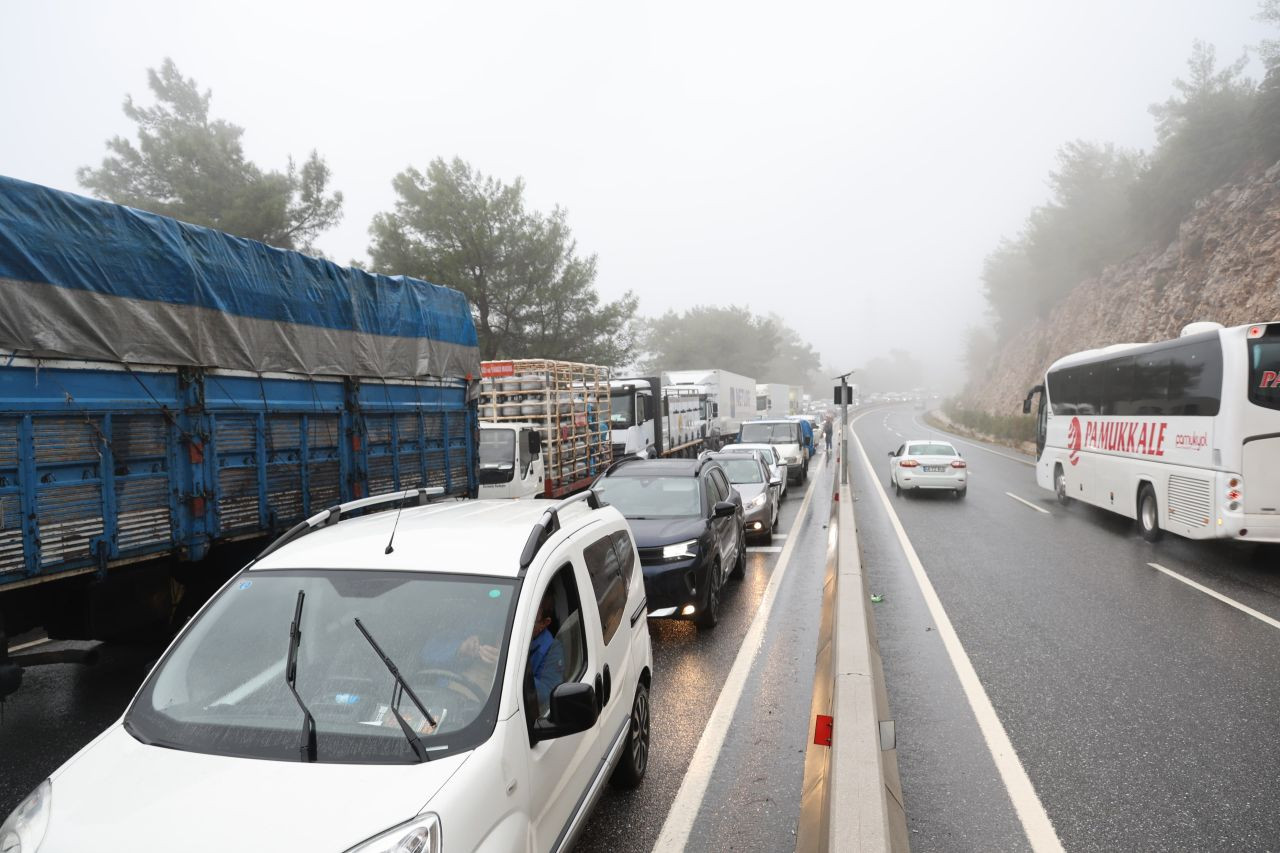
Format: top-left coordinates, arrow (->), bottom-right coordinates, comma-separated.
968,164 -> 1280,414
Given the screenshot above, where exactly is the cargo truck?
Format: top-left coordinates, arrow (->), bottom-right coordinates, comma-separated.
477,359 -> 612,498
609,376 -> 705,458
755,382 -> 791,419
0,176 -> 480,700
662,368 -> 756,449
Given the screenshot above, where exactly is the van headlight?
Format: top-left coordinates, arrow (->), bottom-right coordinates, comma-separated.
345,813 -> 440,853
1,779 -> 51,853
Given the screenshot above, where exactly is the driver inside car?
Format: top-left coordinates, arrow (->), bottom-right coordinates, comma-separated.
528,591 -> 565,717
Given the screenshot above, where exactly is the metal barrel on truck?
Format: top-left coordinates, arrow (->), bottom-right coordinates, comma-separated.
0,176 -> 480,699
477,359 -> 612,498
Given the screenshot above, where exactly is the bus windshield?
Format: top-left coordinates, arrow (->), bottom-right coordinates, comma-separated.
1249,329 -> 1280,411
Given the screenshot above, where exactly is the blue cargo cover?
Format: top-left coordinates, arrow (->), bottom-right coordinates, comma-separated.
0,175 -> 480,380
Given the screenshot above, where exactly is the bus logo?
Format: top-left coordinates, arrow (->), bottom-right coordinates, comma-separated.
1067,417 -> 1082,466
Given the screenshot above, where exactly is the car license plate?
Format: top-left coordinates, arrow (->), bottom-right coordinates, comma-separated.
922,465 -> 946,473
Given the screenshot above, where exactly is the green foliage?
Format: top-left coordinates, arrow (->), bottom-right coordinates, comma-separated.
942,399 -> 1036,445
982,40 -> 1267,337
639,306 -> 820,386
1131,41 -> 1256,242
77,59 -> 342,251
369,157 -> 638,364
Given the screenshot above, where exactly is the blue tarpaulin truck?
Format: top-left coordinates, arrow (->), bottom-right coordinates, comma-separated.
0,176 -> 481,699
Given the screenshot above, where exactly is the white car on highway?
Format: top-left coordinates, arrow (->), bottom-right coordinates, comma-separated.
888,440 -> 968,498
718,442 -> 787,498
1,489 -> 653,853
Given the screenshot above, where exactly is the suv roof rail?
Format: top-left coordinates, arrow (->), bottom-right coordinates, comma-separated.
252,487 -> 445,563
519,489 -> 605,573
602,453 -> 642,477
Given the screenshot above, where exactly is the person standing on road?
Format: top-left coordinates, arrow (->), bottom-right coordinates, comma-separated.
822,417 -> 833,453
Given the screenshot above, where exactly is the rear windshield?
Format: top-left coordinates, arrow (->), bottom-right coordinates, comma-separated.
907,443 -> 956,456
739,422 -> 799,444
718,458 -> 764,484
1249,328 -> 1280,411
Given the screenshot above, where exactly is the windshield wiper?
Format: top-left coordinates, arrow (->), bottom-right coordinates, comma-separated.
354,617 -> 435,762
285,589 -> 318,762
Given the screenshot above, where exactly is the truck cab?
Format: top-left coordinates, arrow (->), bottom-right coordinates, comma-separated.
610,378 -> 658,457
478,422 -> 545,499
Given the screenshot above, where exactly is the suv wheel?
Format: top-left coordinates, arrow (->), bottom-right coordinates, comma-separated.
610,682 -> 650,789
730,531 -> 747,579
696,562 -> 722,629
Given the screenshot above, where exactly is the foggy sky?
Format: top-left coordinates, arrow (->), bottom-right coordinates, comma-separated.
1,1 -> 1272,383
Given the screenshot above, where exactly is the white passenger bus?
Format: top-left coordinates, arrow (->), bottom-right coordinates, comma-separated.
1022,321 -> 1280,543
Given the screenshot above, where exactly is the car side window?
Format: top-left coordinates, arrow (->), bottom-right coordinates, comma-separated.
525,564 -> 588,725
703,472 -> 722,505
710,468 -> 731,499
582,535 -> 627,646
610,530 -> 637,588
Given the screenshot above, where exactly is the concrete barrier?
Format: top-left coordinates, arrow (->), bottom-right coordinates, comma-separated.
796,446 -> 908,852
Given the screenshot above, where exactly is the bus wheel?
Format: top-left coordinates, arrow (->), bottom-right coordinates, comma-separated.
1054,465 -> 1070,506
1138,484 -> 1163,542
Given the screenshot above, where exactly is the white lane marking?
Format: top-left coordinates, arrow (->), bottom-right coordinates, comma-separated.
652,463 -> 821,851
850,416 -> 1064,852
7,637 -> 51,653
746,546 -> 783,553
1006,492 -> 1050,515
1148,563 -> 1280,631
910,416 -> 1035,467
772,533 -> 789,540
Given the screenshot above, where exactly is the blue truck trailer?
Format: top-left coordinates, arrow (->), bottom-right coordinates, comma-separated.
0,176 -> 481,698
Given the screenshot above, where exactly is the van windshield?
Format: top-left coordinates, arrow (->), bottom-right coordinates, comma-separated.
1249,330 -> 1280,411
125,570 -> 517,764
739,422 -> 798,444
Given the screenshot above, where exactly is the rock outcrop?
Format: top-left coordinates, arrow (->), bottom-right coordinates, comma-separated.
968,164 -> 1280,414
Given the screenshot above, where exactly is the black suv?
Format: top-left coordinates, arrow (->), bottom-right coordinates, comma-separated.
592,456 -> 745,629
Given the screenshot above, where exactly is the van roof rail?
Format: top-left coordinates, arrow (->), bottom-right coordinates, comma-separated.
518,490 -> 604,574
252,487 -> 445,563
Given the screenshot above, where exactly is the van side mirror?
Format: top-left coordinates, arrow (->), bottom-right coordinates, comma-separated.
531,682 -> 598,742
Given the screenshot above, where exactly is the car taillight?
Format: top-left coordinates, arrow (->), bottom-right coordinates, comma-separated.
950,460 -> 967,468
1248,325 -> 1265,339
899,459 -> 918,468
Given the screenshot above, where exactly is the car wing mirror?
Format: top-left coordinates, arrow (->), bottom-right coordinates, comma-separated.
887,451 -> 895,458
713,500 -> 737,518
531,682 -> 598,743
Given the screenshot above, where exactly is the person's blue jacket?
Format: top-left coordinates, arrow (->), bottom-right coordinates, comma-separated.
529,628 -> 566,714
797,419 -> 814,456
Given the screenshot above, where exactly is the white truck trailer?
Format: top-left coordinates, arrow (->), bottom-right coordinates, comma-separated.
478,359 -> 612,498
662,368 -> 756,450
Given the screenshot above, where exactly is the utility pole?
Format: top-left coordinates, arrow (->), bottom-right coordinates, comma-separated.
834,370 -> 854,485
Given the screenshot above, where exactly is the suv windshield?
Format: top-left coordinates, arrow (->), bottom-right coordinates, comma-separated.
739,422 -> 799,444
1248,328 -> 1280,411
126,570 -> 517,764
479,428 -> 515,468
718,458 -> 763,484
595,474 -> 701,517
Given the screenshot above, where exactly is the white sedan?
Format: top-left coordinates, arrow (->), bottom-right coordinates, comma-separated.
888,440 -> 968,498
719,443 -> 787,498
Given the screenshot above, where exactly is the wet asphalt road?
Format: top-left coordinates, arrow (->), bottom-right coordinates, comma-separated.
0,458 -> 837,852
852,405 -> 1280,852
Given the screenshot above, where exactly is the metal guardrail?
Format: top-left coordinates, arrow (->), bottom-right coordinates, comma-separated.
797,437 -> 908,852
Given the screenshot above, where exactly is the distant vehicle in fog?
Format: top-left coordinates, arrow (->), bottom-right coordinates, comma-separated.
1023,321 -> 1280,543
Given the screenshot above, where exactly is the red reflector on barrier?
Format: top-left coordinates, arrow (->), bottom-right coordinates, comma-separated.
814,714 -> 833,746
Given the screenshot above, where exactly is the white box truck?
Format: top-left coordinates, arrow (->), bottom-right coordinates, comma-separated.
755,382 -> 790,419
663,368 -> 756,449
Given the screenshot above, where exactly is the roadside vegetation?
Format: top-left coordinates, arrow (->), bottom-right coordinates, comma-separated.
938,399 -> 1036,447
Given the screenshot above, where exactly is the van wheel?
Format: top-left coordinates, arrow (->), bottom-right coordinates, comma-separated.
697,563 -> 721,629
610,682 -> 650,789
1139,484 -> 1163,542
1055,465 -> 1070,506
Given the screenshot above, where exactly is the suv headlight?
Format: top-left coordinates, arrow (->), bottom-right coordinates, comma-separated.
1,779 -> 51,853
747,493 -> 766,509
662,539 -> 699,561
345,813 -> 441,853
